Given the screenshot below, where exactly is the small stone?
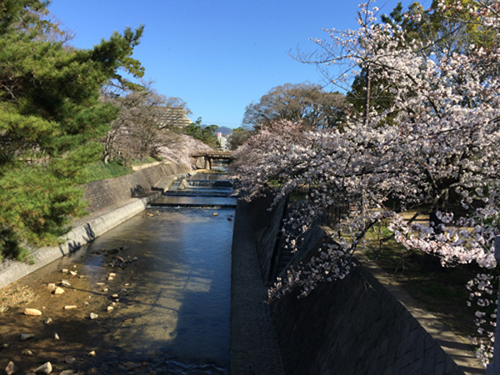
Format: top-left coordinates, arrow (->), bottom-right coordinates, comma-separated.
114,299 -> 119,303
73,265 -> 77,268
69,271 -> 77,276
112,302 -> 117,306
22,349 -> 34,356
111,294 -> 118,298
64,357 -> 76,364
44,317 -> 53,325
84,301 -> 89,306
64,305 -> 77,310
96,282 -> 105,286
61,269 -> 68,273
2,343 -> 9,349
24,308 -> 42,316
133,257 -> 138,261
88,350 -> 96,356
107,277 -> 114,282
33,361 -> 52,374
89,312 -> 98,319
107,306 -> 114,312
102,288 -> 108,293
212,212 -> 219,216
60,280 -> 71,287
5,361 -> 17,375
108,273 -> 116,278
54,332 -> 60,340
20,333 -> 34,341
53,287 -> 65,295
124,283 -> 130,286
59,371 -> 75,375
47,283 -> 56,290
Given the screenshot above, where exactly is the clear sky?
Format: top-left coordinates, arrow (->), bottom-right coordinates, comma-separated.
48,0 -> 422,129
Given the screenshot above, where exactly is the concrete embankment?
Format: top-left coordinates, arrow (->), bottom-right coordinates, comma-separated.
0,162 -> 192,289
235,192 -> 482,375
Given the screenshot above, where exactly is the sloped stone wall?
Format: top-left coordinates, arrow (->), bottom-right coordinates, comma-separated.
269,266 -> 463,375
246,194 -> 463,375
83,162 -> 190,213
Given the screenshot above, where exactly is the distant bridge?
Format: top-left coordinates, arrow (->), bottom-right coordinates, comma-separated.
191,151 -> 233,169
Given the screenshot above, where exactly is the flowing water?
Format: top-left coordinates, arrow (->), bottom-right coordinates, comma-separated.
0,173 -> 235,375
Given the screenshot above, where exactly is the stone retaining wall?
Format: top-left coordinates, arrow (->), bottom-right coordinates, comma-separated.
84,162 -> 190,213
246,193 -> 464,375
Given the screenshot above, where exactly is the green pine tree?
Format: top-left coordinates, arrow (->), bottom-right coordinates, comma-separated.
0,0 -> 145,259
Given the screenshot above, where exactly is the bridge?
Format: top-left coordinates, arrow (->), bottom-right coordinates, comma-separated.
191,151 -> 233,169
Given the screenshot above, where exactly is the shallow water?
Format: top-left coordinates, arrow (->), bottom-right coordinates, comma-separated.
0,176 -> 234,374
81,207 -> 233,368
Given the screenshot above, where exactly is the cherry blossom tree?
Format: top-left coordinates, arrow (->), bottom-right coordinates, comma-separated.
234,0 -> 500,366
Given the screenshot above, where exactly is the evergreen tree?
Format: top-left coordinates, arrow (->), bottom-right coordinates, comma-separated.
0,0 -> 145,259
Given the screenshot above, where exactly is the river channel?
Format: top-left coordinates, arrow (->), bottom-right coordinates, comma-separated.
0,173 -> 236,375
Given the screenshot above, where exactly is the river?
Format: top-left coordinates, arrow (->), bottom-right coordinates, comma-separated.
0,173 -> 235,375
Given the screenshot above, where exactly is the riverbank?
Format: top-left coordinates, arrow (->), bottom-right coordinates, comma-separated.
0,162 -> 193,289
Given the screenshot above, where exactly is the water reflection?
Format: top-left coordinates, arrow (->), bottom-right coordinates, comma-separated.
82,207 -> 233,371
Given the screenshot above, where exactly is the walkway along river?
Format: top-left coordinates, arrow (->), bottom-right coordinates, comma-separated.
0,174 -> 236,375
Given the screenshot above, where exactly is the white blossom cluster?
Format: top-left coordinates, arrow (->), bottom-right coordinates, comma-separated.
234,0 -> 500,365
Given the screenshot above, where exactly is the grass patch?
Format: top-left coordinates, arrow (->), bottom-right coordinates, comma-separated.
84,161 -> 134,183
362,222 -> 482,340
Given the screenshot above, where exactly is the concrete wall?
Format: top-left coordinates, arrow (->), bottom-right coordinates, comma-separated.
246,194 -> 464,375
84,162 -> 190,213
0,162 -> 191,289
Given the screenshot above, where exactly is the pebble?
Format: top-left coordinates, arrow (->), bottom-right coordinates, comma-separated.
59,370 -> 75,375
112,294 -> 118,298
213,212 -> 219,216
53,287 -> 65,295
64,305 -> 77,310
124,283 -> 130,286
89,312 -> 98,319
2,343 -> 9,349
84,301 -> 89,306
61,269 -> 69,273
88,350 -> 96,356
96,282 -> 105,286
64,357 -> 76,364
20,333 -> 34,341
69,270 -> 77,276
44,317 -> 53,324
47,283 -> 56,290
108,273 -> 116,278
5,361 -> 17,375
60,280 -> 71,287
54,332 -> 60,340
107,306 -> 114,312
102,288 -> 108,293
24,308 -> 42,316
33,361 -> 52,374
22,349 -> 34,356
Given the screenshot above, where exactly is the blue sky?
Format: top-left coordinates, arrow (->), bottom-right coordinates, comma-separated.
48,0 -> 421,129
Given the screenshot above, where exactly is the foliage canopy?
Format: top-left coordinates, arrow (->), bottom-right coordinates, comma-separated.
0,0 -> 144,258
